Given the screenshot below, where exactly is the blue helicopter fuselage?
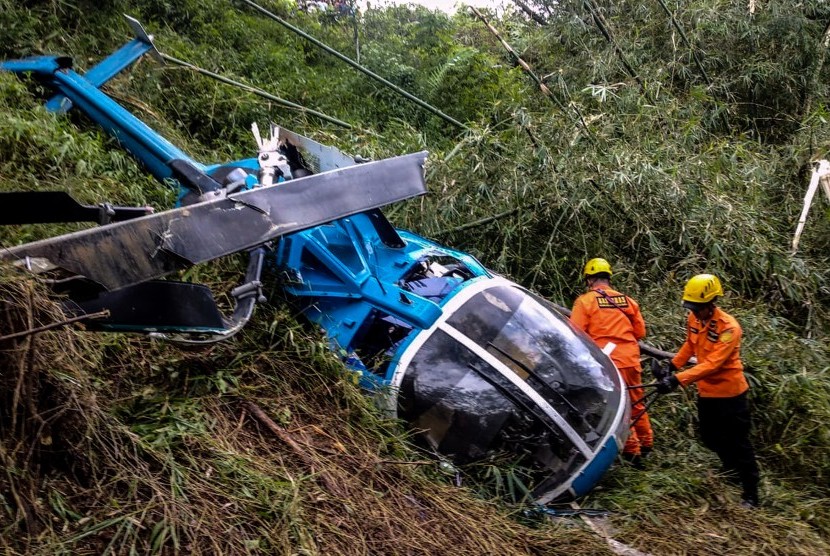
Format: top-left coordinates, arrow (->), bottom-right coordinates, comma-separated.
0,24 -> 629,503
273,215 -> 628,502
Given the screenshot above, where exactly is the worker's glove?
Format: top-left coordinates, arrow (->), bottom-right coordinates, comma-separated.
651,360 -> 669,381
655,375 -> 680,394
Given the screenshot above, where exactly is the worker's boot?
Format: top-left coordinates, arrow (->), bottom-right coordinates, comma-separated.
622,452 -> 644,470
740,495 -> 759,509
741,482 -> 760,508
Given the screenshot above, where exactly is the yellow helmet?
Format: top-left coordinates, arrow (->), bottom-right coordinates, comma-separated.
583,258 -> 613,277
682,274 -> 723,307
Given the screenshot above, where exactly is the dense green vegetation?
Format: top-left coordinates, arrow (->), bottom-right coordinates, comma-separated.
1,0 -> 829,553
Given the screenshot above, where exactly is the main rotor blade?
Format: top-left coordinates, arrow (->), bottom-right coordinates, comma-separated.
1,152 -> 427,291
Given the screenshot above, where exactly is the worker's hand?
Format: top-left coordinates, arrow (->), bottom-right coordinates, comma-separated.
652,360 -> 667,380
656,375 -> 680,394
651,360 -> 677,381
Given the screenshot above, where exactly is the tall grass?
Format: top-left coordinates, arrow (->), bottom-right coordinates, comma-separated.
0,273 -> 615,554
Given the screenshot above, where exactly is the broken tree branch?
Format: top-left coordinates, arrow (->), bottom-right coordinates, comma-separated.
792,160 -> 830,252
0,309 -> 109,343
242,400 -> 345,496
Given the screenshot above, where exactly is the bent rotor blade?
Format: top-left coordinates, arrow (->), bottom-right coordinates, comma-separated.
1,152 -> 427,291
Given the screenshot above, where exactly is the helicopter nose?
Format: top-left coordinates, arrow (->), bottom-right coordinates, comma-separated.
394,278 -> 628,502
561,434 -> 621,500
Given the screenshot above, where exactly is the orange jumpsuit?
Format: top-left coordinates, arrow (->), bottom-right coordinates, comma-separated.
671,307 -> 758,503
671,307 -> 748,397
571,286 -> 651,456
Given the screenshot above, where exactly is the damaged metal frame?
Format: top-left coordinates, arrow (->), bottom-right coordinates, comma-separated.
0,17 -> 427,340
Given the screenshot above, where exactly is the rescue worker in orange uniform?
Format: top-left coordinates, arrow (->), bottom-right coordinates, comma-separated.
657,274 -> 760,507
570,258 -> 652,467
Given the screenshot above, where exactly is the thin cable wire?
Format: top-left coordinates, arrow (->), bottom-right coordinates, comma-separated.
159,52 -> 353,129
238,0 -> 469,130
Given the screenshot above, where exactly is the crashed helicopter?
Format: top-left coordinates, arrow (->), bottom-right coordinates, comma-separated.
0,18 -> 629,504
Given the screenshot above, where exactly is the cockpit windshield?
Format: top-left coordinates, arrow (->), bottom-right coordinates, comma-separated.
398,328 -> 585,479
396,282 -> 623,498
446,285 -> 621,447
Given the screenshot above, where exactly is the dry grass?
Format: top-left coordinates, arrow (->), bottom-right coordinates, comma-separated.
2,272 -> 827,555
589,469 -> 830,555
0,272 -> 611,555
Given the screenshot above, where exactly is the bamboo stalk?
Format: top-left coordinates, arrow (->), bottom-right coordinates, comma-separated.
469,6 -> 594,143
511,0 -> 548,26
240,0 -> 468,130
582,0 -> 642,87
159,52 -> 353,129
434,207 -> 520,236
581,0 -> 655,104
654,0 -> 713,88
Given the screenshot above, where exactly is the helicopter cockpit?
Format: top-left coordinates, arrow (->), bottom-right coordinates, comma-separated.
289,222 -> 630,503
274,209 -> 628,503
385,277 -> 628,502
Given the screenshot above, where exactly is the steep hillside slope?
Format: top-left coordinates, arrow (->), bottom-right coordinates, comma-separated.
1,0 -> 829,553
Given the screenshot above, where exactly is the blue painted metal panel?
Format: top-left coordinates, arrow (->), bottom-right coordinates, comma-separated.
570,434 -> 620,497
1,56 -> 66,74
49,67 -> 203,180
274,212 -> 489,369
45,39 -> 154,113
1,55 -> 202,182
